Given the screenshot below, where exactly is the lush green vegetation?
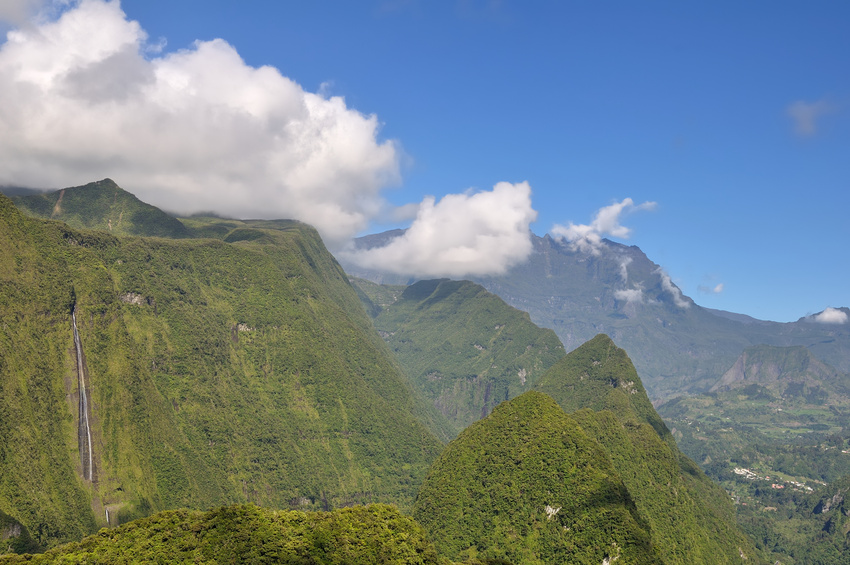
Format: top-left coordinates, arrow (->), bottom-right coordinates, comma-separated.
11,179 -> 190,238
535,334 -> 765,564
352,278 -> 565,436
0,191 -> 446,550
657,345 -> 850,564
0,504 -> 452,564
413,390 -> 661,564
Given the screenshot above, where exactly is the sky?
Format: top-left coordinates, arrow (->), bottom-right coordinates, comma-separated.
0,0 -> 847,323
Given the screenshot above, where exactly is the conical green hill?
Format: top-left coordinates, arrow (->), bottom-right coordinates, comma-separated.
536,334 -> 766,564
0,192 -> 444,550
413,390 -> 661,565
535,334 -> 670,441
11,179 -> 190,238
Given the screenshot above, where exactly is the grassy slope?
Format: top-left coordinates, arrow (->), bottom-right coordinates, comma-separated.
11,179 -> 189,239
413,390 -> 661,565
535,334 -> 766,565
352,278 -> 566,436
0,193 -> 444,549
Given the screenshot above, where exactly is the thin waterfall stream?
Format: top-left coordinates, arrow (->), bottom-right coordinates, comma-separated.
72,307 -> 94,482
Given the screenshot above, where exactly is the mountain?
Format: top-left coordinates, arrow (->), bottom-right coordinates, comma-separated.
657,345 -> 850,564
11,179 -> 190,238
659,344 -> 850,480
341,231 -> 850,400
351,277 -> 566,436
711,344 -> 850,401
0,189 -> 446,550
0,504 -> 449,564
413,390 -> 661,565
535,334 -> 764,565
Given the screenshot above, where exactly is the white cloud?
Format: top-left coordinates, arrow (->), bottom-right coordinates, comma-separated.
0,0 -> 400,246
698,282 -> 724,294
810,307 -> 848,324
617,257 -> 632,283
614,288 -> 643,303
0,0 -> 53,25
657,268 -> 690,308
339,181 -> 537,277
786,99 -> 835,137
551,198 -> 656,255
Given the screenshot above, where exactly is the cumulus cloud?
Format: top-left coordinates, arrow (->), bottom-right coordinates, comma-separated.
0,0 -> 54,25
786,99 -> 835,137
614,288 -> 643,303
0,0 -> 400,246
810,307 -> 848,324
656,268 -> 690,308
698,282 -> 724,294
339,182 -> 537,277
551,198 -> 656,255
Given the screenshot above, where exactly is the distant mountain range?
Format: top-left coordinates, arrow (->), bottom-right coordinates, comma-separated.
342,230 -> 850,400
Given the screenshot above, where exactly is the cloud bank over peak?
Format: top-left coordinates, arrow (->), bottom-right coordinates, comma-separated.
339,182 -> 537,278
0,0 -> 399,246
550,198 -> 656,255
809,307 -> 848,324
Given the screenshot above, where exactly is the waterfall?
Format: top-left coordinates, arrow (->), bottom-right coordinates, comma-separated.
72,307 -> 94,482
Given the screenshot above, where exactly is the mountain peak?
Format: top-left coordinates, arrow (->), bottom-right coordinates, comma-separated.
11,179 -> 189,238
535,334 -> 670,440
413,389 -> 660,563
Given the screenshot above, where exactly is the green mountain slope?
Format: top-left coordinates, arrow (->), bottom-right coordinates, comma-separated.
353,278 -> 566,436
535,334 -> 765,565
11,179 -> 189,238
0,504 -> 448,564
0,192 -> 444,550
413,390 -> 661,565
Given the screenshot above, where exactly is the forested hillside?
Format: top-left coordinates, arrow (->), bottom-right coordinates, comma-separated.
0,190 -> 446,549
353,277 -> 565,435
535,335 -> 764,564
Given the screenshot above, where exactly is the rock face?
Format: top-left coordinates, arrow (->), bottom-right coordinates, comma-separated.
711,344 -> 847,405
0,510 -> 37,555
413,390 -> 661,565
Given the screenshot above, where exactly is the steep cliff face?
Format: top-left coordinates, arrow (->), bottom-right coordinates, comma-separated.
0,192 -> 444,549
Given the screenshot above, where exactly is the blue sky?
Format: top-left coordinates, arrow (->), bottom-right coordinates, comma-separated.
1,1 -> 847,322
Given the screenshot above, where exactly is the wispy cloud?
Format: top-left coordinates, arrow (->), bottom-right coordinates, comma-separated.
551,198 -> 656,255
0,0 -> 401,246
809,307 -> 848,324
698,282 -> 724,294
786,99 -> 835,137
614,288 -> 643,303
657,268 -> 690,308
340,181 -> 537,277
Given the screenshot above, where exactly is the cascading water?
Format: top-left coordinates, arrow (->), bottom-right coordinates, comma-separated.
72,306 -> 94,482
